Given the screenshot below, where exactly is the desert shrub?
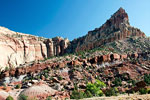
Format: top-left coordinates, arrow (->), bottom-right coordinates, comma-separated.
113,77 -> 122,86
139,88 -> 147,94
58,76 -> 63,80
70,90 -> 85,99
15,84 -> 21,89
84,90 -> 93,98
94,80 -> 106,89
6,96 -> 14,100
86,80 -> 105,96
144,74 -> 150,85
147,88 -> 150,94
18,94 -> 28,100
71,80 -> 105,99
5,66 -> 9,71
86,82 -> 99,96
46,96 -> 52,100
105,87 -> 118,96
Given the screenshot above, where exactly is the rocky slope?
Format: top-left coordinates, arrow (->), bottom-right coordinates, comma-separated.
67,7 -> 145,53
0,8 -> 147,70
0,7 -> 150,100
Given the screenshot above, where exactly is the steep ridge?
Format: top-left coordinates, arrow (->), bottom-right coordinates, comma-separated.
67,7 -> 145,52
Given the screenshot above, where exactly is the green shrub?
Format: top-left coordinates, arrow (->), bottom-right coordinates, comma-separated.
18,94 -> 28,100
86,82 -> 99,96
58,76 -> 63,80
139,88 -> 147,94
86,80 -> 105,96
46,96 -> 52,100
144,74 -> 150,85
85,90 -> 93,98
147,88 -> 150,94
70,90 -> 84,99
6,96 -> 14,100
113,77 -> 122,86
5,66 -> 9,71
105,88 -> 118,96
15,84 -> 21,89
97,90 -> 104,96
94,80 -> 106,89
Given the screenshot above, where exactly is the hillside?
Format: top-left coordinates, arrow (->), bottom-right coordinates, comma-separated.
0,8 -> 150,100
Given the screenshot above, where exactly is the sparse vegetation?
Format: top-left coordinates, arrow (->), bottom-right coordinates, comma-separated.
144,74 -> 150,85
46,96 -> 52,100
113,77 -> 122,86
105,87 -> 118,97
139,88 -> 147,94
18,94 -> 28,100
15,84 -> 21,89
6,96 -> 14,100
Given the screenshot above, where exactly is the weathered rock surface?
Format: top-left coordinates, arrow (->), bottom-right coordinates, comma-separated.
67,7 -> 145,52
0,27 -> 69,69
0,8 -> 147,69
20,82 -> 57,100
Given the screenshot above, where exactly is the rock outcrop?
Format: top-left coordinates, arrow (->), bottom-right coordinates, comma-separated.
0,8 -> 146,69
67,7 -> 145,52
0,27 -> 69,69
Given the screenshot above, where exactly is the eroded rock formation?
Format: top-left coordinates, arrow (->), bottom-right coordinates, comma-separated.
0,8 -> 146,69
67,7 -> 145,52
0,27 -> 69,69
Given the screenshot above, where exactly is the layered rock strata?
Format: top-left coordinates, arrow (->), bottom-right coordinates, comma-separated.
0,27 -> 69,69
67,7 -> 145,52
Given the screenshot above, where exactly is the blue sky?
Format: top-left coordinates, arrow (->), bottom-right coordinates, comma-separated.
0,0 -> 150,40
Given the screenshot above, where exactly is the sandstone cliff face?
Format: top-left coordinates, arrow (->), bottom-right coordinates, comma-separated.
0,8 -> 146,69
0,27 -> 69,69
67,7 -> 146,52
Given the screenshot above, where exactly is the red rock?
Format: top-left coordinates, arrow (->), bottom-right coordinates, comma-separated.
58,62 -> 65,68
120,54 -> 128,60
110,53 -> 120,61
88,56 -> 98,64
98,55 -> 110,62
73,60 -> 82,66
74,71 -> 83,79
9,69 -> 16,76
131,53 -> 138,58
3,71 -> 9,77
52,77 -> 60,83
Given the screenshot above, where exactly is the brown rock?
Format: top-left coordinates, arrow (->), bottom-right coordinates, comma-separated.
110,53 -> 120,61
67,7 -> 145,53
136,81 -> 146,88
98,55 -> 110,62
131,52 -> 138,58
121,54 -> 128,60
89,56 -> 98,64
58,62 -> 66,68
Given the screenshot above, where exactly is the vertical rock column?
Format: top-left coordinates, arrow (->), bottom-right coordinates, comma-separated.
45,39 -> 54,58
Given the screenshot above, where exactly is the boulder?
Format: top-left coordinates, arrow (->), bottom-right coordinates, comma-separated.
110,53 -> 120,61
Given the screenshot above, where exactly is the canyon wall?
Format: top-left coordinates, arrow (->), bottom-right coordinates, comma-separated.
0,27 -> 69,69
0,8 -> 146,69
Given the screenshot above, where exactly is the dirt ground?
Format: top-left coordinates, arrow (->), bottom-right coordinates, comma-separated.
82,94 -> 150,100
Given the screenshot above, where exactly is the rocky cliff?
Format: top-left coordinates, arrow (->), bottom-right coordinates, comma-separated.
0,8 -> 146,69
0,27 -> 69,69
67,7 -> 145,52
